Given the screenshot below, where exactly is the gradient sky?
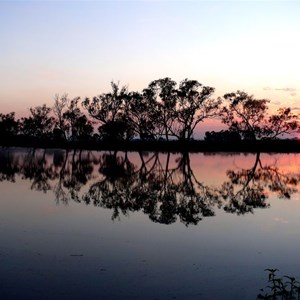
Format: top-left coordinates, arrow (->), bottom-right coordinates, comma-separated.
1,1 -> 300,128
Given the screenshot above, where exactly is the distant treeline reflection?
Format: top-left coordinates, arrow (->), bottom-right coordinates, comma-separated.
1,148 -> 300,226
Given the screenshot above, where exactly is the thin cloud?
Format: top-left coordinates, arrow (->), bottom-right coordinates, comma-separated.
273,217 -> 288,224
275,88 -> 297,92
263,87 -> 297,92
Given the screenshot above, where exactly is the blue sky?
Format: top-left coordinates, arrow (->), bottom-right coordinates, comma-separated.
1,1 -> 300,121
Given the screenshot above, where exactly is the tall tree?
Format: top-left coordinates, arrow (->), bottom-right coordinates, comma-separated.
175,79 -> 220,140
82,82 -> 132,140
63,97 -> 93,141
126,91 -> 158,140
146,77 -> 177,141
52,93 -> 69,139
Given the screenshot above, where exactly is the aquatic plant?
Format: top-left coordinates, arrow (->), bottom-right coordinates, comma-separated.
257,269 -> 300,299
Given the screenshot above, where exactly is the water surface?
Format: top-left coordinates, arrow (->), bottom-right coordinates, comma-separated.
1,148 -> 300,299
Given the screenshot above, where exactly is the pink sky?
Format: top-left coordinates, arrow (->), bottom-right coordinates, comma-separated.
1,1 -> 300,137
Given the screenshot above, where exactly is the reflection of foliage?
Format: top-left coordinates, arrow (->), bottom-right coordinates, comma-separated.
258,269 -> 300,300
1,149 -> 300,225
0,149 -> 20,182
21,149 -> 55,193
219,153 -> 300,215
0,149 -> 95,204
83,152 -> 220,225
52,150 -> 95,203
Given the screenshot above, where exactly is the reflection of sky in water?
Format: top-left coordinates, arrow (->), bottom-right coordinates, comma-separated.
1,150 -> 300,299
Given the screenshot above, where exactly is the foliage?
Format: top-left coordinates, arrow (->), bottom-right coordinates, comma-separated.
21,104 -> 55,138
222,91 -> 300,140
146,77 -> 177,141
98,119 -> 134,142
219,152 -> 300,214
175,79 -> 220,140
52,93 -> 69,139
63,97 -> 93,141
3,80 -> 300,143
3,149 -> 300,225
0,112 -> 19,137
204,130 -> 241,142
126,91 -> 157,140
82,82 -> 132,141
258,269 -> 300,300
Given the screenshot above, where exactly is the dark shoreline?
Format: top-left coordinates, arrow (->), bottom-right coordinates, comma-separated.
1,137 -> 300,153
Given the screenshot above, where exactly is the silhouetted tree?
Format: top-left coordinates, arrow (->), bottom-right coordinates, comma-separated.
98,119 -> 134,142
82,82 -> 132,140
126,91 -> 157,140
266,107 -> 299,139
52,93 -> 69,139
175,79 -> 221,140
21,104 -> 55,138
222,91 -> 299,140
146,78 -> 177,141
63,97 -> 93,141
0,112 -> 19,138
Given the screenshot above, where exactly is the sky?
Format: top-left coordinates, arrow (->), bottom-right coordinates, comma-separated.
1,0 -> 300,134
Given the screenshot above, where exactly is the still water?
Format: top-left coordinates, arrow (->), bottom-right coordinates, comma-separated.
1,148 -> 300,299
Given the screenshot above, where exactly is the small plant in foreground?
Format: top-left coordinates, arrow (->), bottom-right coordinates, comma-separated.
257,268 -> 300,299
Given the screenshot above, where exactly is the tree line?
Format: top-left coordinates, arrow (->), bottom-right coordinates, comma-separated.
1,78 -> 299,143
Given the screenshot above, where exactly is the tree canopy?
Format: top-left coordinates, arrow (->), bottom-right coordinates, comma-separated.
221,91 -> 300,140
1,80 -> 299,145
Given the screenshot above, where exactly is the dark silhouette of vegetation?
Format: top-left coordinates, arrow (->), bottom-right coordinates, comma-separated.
0,112 -> 19,138
63,97 -> 93,141
221,91 -> 299,141
1,149 -> 300,225
204,130 -> 241,142
53,93 -> 69,140
82,82 -> 133,142
1,79 -> 300,151
219,152 -> 300,214
21,104 -> 55,138
175,79 -> 220,140
82,151 -> 220,225
258,269 -> 300,299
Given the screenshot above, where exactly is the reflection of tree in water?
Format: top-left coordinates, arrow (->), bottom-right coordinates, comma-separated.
0,149 -> 20,182
0,148 -> 96,204
1,149 -> 300,225
219,152 -> 300,215
83,151 -> 137,219
83,151 -> 220,225
21,149 -> 56,192
52,150 -> 95,204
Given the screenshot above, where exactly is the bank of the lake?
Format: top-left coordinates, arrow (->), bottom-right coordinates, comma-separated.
1,137 -> 300,153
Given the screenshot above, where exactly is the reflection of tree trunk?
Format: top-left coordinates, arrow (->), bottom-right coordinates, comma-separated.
244,152 -> 261,188
164,152 -> 170,183
79,149 -> 82,161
